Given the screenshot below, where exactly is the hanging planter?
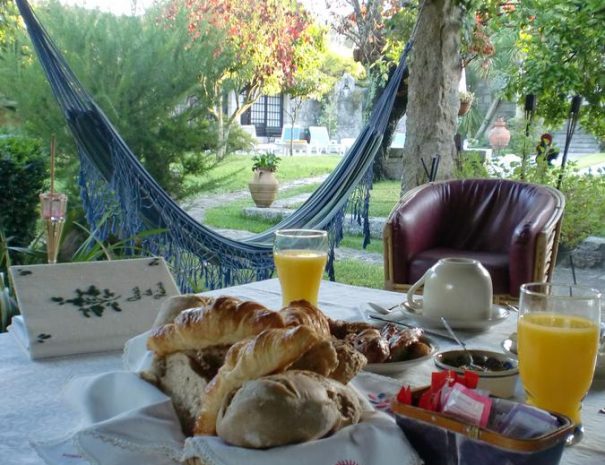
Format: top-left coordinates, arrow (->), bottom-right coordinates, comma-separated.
458,91 -> 474,116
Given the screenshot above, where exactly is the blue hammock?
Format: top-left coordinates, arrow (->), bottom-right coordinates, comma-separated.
16,0 -> 412,291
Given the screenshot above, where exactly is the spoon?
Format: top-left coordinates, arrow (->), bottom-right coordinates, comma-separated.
367,302 -> 400,315
440,317 -> 483,371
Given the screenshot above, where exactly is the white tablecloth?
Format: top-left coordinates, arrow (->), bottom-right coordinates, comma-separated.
1,279 -> 604,465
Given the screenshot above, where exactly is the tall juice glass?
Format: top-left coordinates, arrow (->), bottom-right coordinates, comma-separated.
517,283 -> 601,445
274,229 -> 328,307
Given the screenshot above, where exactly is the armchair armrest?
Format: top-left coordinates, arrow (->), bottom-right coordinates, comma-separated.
385,184 -> 447,284
508,190 -> 564,296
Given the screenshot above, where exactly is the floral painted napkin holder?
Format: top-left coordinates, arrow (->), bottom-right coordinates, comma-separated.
8,257 -> 180,359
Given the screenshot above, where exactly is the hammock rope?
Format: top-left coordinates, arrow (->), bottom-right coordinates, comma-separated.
16,0 -> 413,291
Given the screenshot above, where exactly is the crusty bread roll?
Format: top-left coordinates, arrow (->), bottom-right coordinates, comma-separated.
194,325 -> 321,435
147,296 -> 285,356
216,370 -> 362,448
152,294 -> 214,328
289,338 -> 338,376
140,353 -> 208,435
329,338 -> 367,384
280,300 -> 331,338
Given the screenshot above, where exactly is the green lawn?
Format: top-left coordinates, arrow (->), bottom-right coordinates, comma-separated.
574,153 -> 605,169
183,154 -> 342,196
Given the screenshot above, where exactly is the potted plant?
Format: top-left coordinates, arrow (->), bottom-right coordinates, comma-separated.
458,91 -> 474,116
248,152 -> 281,208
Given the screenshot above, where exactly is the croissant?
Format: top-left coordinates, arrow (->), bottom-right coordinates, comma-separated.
147,296 -> 285,356
151,294 -> 214,328
279,300 -> 331,338
194,325 -> 321,435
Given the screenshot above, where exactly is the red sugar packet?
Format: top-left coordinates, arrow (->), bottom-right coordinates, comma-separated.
396,370 -> 481,412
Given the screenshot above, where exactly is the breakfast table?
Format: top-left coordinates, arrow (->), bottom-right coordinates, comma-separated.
1,278 -> 604,465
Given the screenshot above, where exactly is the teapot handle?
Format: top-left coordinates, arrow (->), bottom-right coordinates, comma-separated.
406,272 -> 427,310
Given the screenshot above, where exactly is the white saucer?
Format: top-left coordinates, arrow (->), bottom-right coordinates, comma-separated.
400,299 -> 510,330
363,336 -> 438,377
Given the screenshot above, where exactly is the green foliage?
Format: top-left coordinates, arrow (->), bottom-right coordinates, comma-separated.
455,151 -> 489,178
320,50 -> 366,81
457,152 -> 605,249
519,164 -> 605,249
494,0 -> 605,140
0,135 -> 47,254
251,153 -> 281,172
0,270 -> 19,332
0,1 -> 219,198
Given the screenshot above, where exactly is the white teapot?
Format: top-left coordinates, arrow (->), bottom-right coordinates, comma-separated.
406,257 -> 493,320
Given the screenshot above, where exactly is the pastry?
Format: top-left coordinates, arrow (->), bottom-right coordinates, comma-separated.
215,370 -> 362,448
328,318 -> 375,339
280,300 -> 331,338
349,328 -> 390,363
147,296 -> 285,356
152,294 -> 214,328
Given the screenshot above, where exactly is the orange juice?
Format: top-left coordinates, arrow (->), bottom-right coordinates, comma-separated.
518,313 -> 599,423
274,249 -> 327,306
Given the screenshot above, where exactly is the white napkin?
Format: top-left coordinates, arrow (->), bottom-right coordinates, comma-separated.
33,370 -> 420,465
8,258 -> 180,359
32,325 -> 422,465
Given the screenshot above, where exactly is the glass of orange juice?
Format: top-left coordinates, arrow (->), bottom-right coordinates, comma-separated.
274,229 -> 328,307
518,283 -> 601,445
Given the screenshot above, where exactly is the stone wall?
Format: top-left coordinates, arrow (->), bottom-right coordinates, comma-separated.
295,73 -> 366,141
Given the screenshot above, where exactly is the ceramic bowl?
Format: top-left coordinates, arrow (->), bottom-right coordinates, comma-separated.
433,349 -> 519,398
364,336 -> 438,377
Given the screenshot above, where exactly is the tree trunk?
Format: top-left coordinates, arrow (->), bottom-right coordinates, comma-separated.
215,84 -> 227,161
400,0 -> 463,194
374,67 -> 409,181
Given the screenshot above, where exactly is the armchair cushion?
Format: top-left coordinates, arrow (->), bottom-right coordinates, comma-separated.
385,179 -> 565,298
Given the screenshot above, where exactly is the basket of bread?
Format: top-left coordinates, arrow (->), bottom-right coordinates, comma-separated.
141,294 -> 432,450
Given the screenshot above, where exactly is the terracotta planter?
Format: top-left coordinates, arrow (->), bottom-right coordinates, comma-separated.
249,169 -> 278,208
458,101 -> 471,116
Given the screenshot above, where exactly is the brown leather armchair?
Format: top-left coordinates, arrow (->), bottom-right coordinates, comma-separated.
383,179 -> 565,300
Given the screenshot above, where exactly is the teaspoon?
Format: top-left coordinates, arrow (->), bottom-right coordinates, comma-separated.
440,317 -> 483,371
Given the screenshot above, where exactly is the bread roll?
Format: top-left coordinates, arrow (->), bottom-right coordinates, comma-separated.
280,300 -> 331,338
147,296 -> 285,356
152,294 -> 214,328
289,338 -> 338,376
329,338 -> 367,384
216,370 -> 362,448
194,325 -> 321,435
140,353 -> 208,435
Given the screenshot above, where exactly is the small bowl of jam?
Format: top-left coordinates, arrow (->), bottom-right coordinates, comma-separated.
434,349 -> 519,398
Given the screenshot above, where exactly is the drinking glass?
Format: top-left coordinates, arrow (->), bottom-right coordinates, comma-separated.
273,229 -> 328,307
517,283 -> 601,445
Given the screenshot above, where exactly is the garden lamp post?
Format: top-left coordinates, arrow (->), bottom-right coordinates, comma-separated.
521,94 -> 537,179
556,96 -> 582,190
40,135 -> 67,264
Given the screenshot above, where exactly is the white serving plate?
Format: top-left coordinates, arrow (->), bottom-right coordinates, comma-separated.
363,336 -> 438,377
400,298 -> 510,330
